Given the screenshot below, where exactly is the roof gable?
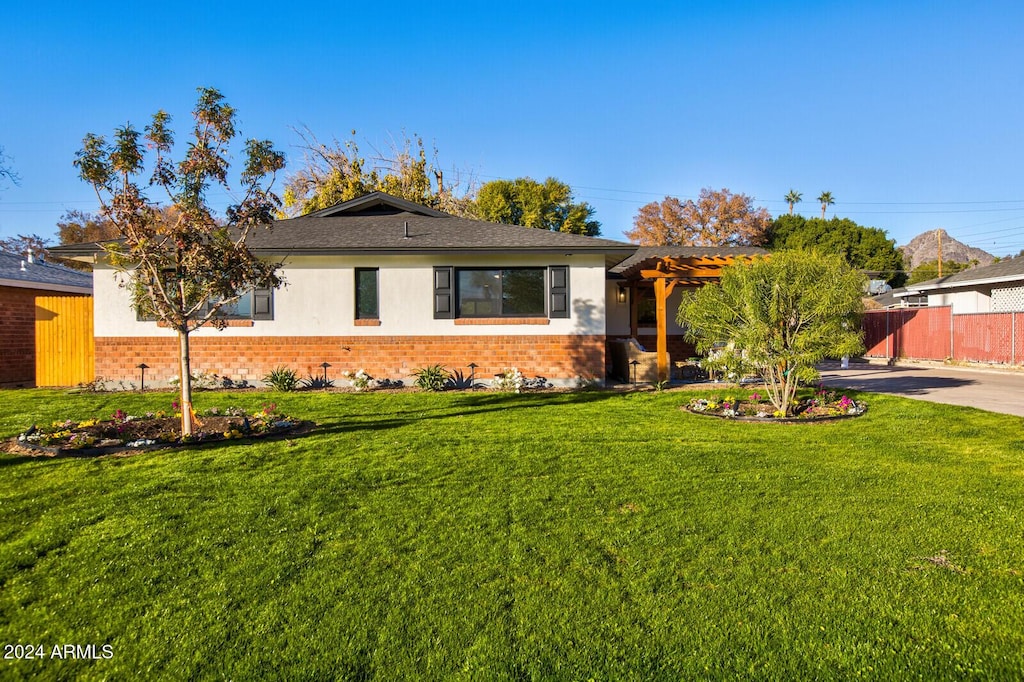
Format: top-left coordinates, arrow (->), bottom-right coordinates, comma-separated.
50,192 -> 639,269
250,192 -> 636,267
307,191 -> 448,218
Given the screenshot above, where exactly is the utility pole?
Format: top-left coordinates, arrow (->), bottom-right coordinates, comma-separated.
936,229 -> 943,277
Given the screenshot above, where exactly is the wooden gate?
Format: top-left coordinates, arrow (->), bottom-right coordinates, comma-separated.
35,295 -> 94,386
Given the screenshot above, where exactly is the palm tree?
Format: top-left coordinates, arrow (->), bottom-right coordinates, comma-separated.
784,189 -> 802,215
817,191 -> 834,219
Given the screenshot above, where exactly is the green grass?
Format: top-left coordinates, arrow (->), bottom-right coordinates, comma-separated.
1,387 -> 1023,680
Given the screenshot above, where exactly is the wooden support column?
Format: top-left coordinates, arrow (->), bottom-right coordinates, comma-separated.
653,278 -> 678,382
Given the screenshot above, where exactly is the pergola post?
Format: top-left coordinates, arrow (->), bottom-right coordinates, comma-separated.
654,276 -> 677,382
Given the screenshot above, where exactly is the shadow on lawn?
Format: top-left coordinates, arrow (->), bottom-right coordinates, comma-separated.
0,390 -> 628,463
311,389 -> 624,438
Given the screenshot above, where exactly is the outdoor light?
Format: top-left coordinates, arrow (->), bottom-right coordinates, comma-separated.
630,360 -> 639,386
320,362 -> 331,383
468,362 -> 478,383
617,286 -> 627,304
137,363 -> 149,392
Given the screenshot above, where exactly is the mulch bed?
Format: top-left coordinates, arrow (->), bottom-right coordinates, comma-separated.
2,417 -> 314,459
681,405 -> 868,423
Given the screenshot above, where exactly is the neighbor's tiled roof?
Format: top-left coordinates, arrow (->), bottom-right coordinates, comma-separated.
905,256 -> 1024,293
609,245 -> 769,276
0,251 -> 92,292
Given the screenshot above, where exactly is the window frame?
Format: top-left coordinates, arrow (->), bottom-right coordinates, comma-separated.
454,267 -> 547,318
433,265 -> 570,320
355,267 -> 380,320
135,288 -> 273,322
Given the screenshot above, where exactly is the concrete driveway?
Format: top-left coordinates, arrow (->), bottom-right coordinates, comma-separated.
817,360 -> 1024,417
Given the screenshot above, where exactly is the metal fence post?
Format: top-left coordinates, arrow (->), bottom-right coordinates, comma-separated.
950,307 -> 955,361
886,310 -> 891,360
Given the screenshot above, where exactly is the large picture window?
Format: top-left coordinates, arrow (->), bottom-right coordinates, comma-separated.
456,268 -> 545,317
433,265 -> 569,320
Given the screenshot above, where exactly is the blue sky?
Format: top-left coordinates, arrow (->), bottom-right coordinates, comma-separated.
2,1 -> 1023,258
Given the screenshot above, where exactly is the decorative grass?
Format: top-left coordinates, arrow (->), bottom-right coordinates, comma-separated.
1,388 -> 1022,679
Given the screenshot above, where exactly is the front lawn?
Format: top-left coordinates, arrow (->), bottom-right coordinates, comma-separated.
1,388 -> 1022,679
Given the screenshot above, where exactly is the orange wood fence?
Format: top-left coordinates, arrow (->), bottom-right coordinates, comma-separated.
35,295 -> 94,386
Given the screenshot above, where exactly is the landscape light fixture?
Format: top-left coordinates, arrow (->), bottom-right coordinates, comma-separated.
467,362 -> 478,383
320,362 -> 331,383
630,360 -> 639,386
137,363 -> 149,392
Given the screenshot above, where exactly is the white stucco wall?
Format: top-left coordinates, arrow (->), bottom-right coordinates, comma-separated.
605,281 -> 697,337
926,287 -> 992,314
94,253 -> 609,337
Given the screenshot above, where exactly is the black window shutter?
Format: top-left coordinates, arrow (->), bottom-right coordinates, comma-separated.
253,288 -> 274,320
549,266 -> 569,318
433,267 -> 455,319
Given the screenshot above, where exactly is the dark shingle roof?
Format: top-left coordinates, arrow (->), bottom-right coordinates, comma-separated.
905,256 -> 1024,293
51,192 -> 638,269
0,251 -> 92,292
609,245 -> 769,276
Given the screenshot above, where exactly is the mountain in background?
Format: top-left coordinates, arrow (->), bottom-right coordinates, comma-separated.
899,229 -> 995,270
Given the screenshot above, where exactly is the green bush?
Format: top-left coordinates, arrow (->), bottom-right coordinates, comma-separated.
412,364 -> 450,392
263,366 -> 299,392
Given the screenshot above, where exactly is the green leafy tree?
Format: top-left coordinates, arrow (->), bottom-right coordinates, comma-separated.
472,176 -> 600,235
906,259 -> 975,284
817,191 -> 835,218
74,87 -> 286,436
784,189 -> 802,215
281,128 -> 473,217
678,251 -> 865,416
765,214 -> 906,287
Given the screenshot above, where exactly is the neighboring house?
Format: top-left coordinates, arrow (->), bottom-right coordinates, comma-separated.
53,193 -> 637,387
0,250 -> 93,386
902,256 -> 1024,314
867,287 -> 927,310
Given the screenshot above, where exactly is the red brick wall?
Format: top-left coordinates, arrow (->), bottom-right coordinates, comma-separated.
95,334 -> 606,385
0,286 -> 38,386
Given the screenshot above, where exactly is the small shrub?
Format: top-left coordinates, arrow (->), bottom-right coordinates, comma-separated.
263,366 -> 299,392
375,378 -> 404,389
491,368 -> 525,393
445,369 -> 481,390
168,371 -> 220,390
412,364 -> 451,392
301,375 -> 336,390
75,376 -> 110,393
342,369 -> 373,391
523,376 -> 553,390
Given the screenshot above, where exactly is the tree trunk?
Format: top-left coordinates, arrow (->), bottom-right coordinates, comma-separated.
178,330 -> 194,437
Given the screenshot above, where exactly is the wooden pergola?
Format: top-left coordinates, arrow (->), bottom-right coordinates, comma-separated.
616,250 -> 764,381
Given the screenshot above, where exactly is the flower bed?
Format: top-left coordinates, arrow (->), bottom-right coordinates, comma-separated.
8,402 -> 308,457
684,388 -> 867,422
